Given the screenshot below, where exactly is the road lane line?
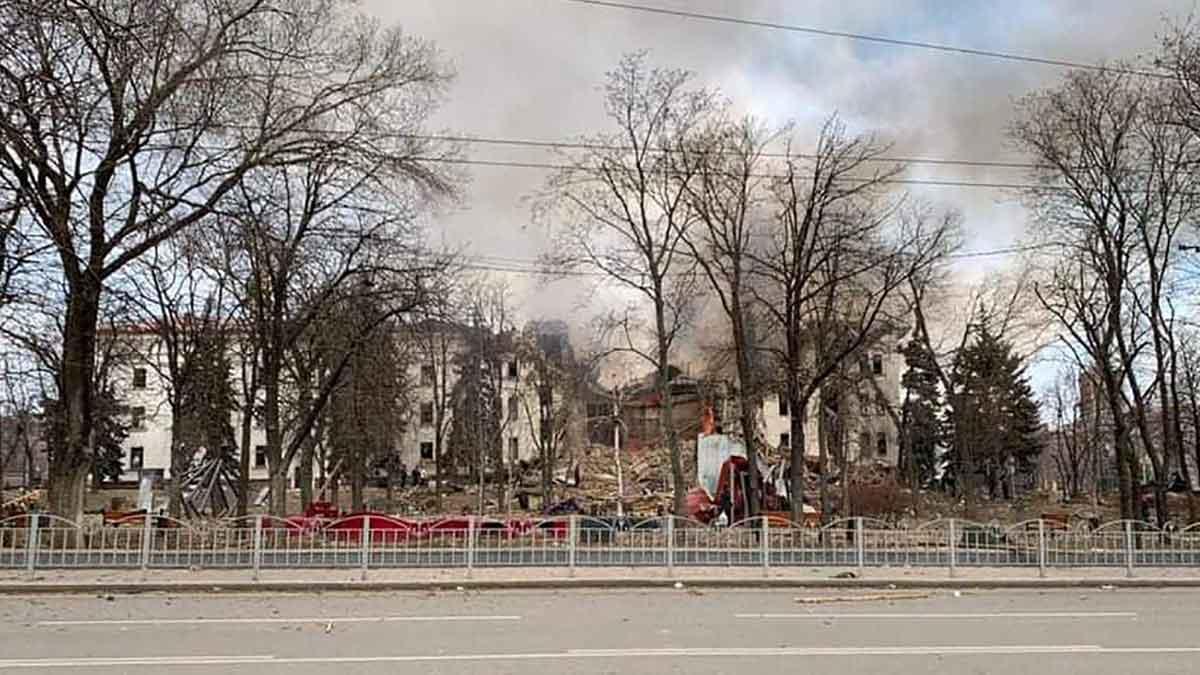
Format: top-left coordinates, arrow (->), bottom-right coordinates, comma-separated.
35,615 -> 521,627
18,645 -> 1200,668
736,612 -> 1137,620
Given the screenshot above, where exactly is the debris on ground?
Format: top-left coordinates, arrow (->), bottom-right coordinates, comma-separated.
793,592 -> 930,605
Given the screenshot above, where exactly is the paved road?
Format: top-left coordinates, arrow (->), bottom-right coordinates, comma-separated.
1,587 -> 1198,673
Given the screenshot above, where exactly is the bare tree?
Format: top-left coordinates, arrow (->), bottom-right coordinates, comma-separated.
116,234 -> 238,517
458,277 -> 521,512
230,158 -> 449,515
753,118 -> 950,522
517,322 -> 590,507
1046,366 -> 1098,502
540,53 -> 716,515
1012,66 -> 1200,523
678,115 -> 778,517
0,0 -> 455,519
322,296 -> 407,512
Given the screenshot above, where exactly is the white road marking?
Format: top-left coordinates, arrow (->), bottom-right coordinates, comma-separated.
35,615 -> 521,627
9,645 -> 1200,668
736,612 -> 1138,620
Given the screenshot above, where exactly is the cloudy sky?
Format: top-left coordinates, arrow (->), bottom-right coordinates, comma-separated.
366,0 -> 1192,335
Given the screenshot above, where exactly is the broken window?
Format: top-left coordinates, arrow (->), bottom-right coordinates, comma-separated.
871,354 -> 884,377
779,433 -> 790,449
876,432 -> 888,457
506,360 -> 518,379
777,392 -> 789,417
420,442 -> 434,460
420,402 -> 434,426
130,406 -> 146,430
129,447 -> 144,471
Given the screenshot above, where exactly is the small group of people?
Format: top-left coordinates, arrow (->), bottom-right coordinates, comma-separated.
395,462 -> 425,489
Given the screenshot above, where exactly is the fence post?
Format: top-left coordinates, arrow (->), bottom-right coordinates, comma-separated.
1037,519 -> 1046,579
761,515 -> 770,578
568,516 -> 577,578
855,517 -> 865,574
25,513 -> 39,575
948,518 -> 957,578
666,517 -> 675,578
466,516 -> 475,578
140,511 -> 153,571
1125,521 -> 1135,579
360,517 -> 371,581
252,515 -> 263,581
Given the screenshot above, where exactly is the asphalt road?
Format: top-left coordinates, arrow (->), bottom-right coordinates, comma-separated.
1,588 -> 1199,673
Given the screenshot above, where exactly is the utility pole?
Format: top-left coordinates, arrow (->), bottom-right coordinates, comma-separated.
476,311 -> 485,516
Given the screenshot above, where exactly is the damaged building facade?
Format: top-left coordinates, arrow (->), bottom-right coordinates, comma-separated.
100,320 -> 578,487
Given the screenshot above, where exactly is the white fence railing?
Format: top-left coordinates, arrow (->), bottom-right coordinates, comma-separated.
3,514 -> 1198,578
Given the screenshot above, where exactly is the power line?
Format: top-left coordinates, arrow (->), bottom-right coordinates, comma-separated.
411,132 -> 1044,170
420,155 -> 1055,191
563,0 -> 1168,78
439,242 -> 1056,279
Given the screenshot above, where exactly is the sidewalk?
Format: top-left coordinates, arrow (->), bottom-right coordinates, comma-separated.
4,566 -> 1200,593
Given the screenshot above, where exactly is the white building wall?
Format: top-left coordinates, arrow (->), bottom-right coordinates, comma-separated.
112,335 -> 274,482
397,352 -> 543,472
758,348 -> 904,465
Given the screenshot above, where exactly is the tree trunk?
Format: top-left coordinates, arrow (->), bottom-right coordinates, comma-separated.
237,397 -> 253,517
1168,355 -> 1197,523
654,298 -> 685,516
298,436 -> 315,510
540,386 -> 554,509
263,365 -> 287,516
48,281 -> 101,521
1103,374 -> 1137,520
726,287 -> 762,519
788,385 -> 808,523
817,398 -> 830,524
167,398 -> 188,518
351,459 -> 364,512
433,427 -> 444,512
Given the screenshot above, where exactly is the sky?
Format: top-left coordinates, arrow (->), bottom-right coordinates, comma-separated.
364,0 -> 1194,377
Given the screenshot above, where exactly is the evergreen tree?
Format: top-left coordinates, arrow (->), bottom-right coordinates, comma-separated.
42,387 -> 129,488
900,339 -> 944,488
177,329 -> 238,455
948,324 -> 1043,500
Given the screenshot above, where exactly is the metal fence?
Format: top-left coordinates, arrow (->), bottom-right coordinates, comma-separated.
3,514 -> 1199,578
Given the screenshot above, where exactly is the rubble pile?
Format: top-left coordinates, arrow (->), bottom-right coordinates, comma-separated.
572,444 -> 697,514
0,489 -> 42,517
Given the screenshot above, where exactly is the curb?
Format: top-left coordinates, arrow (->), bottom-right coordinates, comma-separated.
3,577 -> 1200,594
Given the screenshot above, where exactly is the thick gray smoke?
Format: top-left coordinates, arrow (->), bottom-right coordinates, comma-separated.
367,0 -> 1187,333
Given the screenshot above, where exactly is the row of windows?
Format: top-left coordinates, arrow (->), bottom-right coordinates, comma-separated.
135,359 -> 525,392
128,440 -> 524,472
775,432 -> 890,457
775,394 -> 890,418
419,438 -> 520,461
419,397 -> 521,426
419,361 -> 520,386
125,445 -> 271,473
